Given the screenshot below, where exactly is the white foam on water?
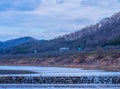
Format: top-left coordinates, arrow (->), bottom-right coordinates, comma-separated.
0,66 -> 119,89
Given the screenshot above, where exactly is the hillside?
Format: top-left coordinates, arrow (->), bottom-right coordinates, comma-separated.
0,37 -> 38,54
63,12 -> 120,48
0,12 -> 120,71
3,37 -> 36,48
0,12 -> 120,54
16,11 -> 120,53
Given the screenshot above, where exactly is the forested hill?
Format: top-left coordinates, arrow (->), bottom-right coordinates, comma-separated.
63,12 -> 120,48
0,12 -> 120,54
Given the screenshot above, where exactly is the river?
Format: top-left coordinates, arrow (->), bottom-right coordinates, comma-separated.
0,66 -> 119,89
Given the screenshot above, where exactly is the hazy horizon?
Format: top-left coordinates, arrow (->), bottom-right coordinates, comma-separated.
0,0 -> 120,41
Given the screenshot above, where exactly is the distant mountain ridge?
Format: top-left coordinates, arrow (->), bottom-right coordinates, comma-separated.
0,37 -> 37,49
64,12 -> 120,41
0,12 -> 120,54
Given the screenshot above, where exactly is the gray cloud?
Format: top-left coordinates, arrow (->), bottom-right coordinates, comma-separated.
0,0 -> 120,41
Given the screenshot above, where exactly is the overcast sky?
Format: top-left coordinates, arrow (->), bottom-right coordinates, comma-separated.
0,0 -> 120,41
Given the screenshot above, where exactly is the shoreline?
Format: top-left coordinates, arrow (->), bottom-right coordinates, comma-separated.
0,64 -> 120,72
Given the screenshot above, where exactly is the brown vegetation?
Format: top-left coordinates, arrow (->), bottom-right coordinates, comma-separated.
0,50 -> 120,71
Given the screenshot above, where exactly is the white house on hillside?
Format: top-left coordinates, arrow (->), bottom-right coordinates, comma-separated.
59,47 -> 69,52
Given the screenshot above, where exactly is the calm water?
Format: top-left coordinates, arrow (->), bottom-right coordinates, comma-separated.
0,66 -> 119,76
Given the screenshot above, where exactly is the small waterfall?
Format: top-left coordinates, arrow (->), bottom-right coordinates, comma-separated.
0,76 -> 120,84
